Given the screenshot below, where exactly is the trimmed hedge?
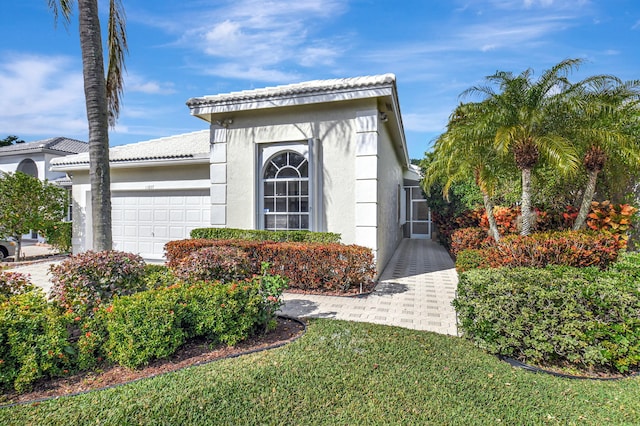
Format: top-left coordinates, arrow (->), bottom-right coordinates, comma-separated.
190,227 -> 341,243
454,259 -> 640,374
165,239 -> 375,292
455,230 -> 620,272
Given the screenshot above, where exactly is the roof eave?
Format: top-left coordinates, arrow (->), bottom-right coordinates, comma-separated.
50,156 -> 210,172
188,85 -> 395,120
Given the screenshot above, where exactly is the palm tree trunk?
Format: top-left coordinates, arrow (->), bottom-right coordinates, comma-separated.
78,0 -> 113,251
482,192 -> 500,241
573,169 -> 599,230
520,167 -> 533,235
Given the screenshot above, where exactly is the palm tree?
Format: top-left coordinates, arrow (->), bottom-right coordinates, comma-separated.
570,78 -> 640,229
423,102 -> 508,241
48,0 -> 128,251
462,59 -> 582,235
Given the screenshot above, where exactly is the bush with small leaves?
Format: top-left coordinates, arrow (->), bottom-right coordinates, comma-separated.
0,271 -> 35,302
454,264 -> 640,374
0,290 -> 75,392
173,245 -> 251,283
49,250 -> 147,315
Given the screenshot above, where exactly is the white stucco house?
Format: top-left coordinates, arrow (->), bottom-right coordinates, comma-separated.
0,137 -> 88,239
51,74 -> 430,272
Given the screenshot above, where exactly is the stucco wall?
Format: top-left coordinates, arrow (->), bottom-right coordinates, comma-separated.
221,99 -> 376,244
0,153 -> 69,181
375,123 -> 405,272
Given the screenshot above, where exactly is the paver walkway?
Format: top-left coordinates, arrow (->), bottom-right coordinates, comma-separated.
7,239 -> 459,336
279,239 -> 459,335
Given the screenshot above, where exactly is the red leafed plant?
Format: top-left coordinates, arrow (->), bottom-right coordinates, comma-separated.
587,201 -> 637,248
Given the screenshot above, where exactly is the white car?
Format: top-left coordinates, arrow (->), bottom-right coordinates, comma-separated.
0,239 -> 16,260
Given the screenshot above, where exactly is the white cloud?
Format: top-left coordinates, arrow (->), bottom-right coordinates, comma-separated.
0,54 -> 87,137
163,0 -> 349,82
125,74 -> 176,94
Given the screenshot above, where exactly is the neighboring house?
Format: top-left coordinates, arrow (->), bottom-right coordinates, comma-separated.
51,74 -> 431,273
0,137 -> 88,239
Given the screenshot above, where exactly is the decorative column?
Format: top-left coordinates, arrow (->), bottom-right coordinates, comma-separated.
209,124 -> 227,227
354,109 -> 379,259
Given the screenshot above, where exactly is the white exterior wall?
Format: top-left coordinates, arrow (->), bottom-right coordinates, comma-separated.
70,163 -> 210,255
0,153 -> 69,181
375,122 -> 405,271
218,100 -> 373,244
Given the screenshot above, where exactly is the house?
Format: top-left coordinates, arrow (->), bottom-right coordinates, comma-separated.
0,137 -> 88,239
51,74 -> 431,272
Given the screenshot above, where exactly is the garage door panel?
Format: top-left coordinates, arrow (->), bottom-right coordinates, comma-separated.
112,190 -> 210,259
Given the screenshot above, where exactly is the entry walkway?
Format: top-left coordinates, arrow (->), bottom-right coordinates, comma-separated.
280,239 -> 459,335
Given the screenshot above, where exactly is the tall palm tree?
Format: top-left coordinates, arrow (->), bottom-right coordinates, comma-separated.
462,59 -> 582,235
570,78 -> 640,229
423,102 -> 508,241
48,0 -> 127,251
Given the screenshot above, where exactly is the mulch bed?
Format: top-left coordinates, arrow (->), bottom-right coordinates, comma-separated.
0,316 -> 305,407
500,356 -> 640,381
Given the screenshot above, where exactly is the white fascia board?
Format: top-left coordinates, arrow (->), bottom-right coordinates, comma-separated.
50,156 -> 209,172
190,86 -> 394,118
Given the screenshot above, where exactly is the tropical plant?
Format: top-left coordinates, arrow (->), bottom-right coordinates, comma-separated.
570,77 -> 640,229
461,59 -> 585,235
0,172 -> 67,260
48,0 -> 128,251
423,102 -> 515,241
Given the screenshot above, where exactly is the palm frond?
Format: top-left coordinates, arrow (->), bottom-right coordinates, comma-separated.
106,0 -> 128,127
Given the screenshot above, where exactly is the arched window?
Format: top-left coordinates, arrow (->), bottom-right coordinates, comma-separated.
263,151 -> 309,230
17,158 -> 38,177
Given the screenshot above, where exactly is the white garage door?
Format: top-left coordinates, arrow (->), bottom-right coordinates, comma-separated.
112,189 -> 210,259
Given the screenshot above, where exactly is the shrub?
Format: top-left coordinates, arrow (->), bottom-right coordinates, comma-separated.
0,271 -> 35,302
454,231 -> 620,272
102,272 -> 285,369
454,265 -> 640,374
41,221 -> 72,253
165,240 -> 375,293
450,227 -> 492,255
190,228 -> 341,243
102,288 -> 185,369
587,201 -> 637,247
49,250 -> 147,315
173,246 -> 251,283
0,290 -> 75,392
141,264 -> 178,289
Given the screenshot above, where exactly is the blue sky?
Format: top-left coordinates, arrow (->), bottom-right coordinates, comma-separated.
0,0 -> 638,159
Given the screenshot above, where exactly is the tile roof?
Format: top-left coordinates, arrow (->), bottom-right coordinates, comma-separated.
50,130 -> 210,167
0,137 -> 88,156
186,73 -> 396,107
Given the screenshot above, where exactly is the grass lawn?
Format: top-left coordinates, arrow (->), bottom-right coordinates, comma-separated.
2,319 -> 638,425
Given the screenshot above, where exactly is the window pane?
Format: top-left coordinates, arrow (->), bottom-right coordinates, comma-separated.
264,182 -> 274,196
301,215 -> 309,229
288,181 -> 299,195
278,167 -> 299,178
301,180 -> 309,195
272,154 -> 287,168
300,197 -> 309,212
276,181 -> 286,196
264,163 -> 278,179
412,201 -> 429,220
264,198 -> 274,212
413,222 -> 430,234
289,198 -> 300,212
265,215 -> 275,230
276,198 -> 286,212
290,153 -> 304,168
275,215 -> 287,230
299,160 -> 308,177
411,187 -> 425,199
288,215 -> 300,229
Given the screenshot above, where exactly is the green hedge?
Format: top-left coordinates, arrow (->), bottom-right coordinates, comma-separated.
454,255 -> 640,374
190,227 -> 341,243
42,221 -> 72,253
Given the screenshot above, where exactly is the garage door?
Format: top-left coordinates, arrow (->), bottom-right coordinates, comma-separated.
112,189 -> 210,259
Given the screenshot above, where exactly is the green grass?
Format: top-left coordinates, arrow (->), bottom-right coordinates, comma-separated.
2,319 -> 638,425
